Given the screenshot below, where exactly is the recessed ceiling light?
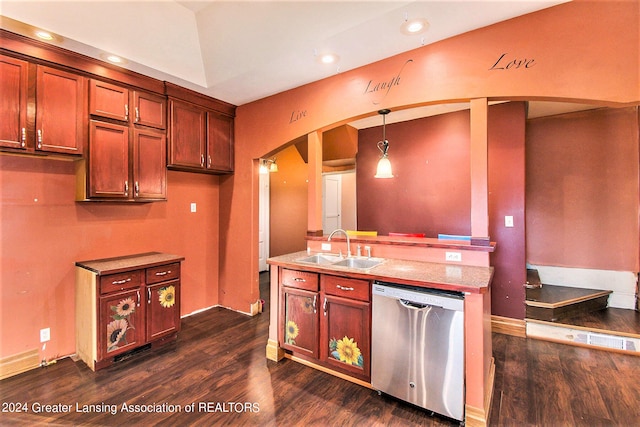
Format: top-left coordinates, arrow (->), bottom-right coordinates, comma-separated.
35,30 -> 54,41
400,18 -> 429,35
107,55 -> 123,63
314,49 -> 339,65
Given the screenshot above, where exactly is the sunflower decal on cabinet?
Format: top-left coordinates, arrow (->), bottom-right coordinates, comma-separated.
158,285 -> 176,308
285,320 -> 299,345
330,336 -> 363,367
107,297 -> 136,352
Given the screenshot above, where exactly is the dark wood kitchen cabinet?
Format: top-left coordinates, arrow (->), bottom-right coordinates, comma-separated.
79,121 -> 166,200
0,55 -> 28,150
166,82 -> 235,174
279,268 -> 371,382
78,80 -> 167,202
76,252 -> 183,371
0,54 -> 86,155
89,79 -> 166,129
320,275 -> 371,382
280,269 -> 320,359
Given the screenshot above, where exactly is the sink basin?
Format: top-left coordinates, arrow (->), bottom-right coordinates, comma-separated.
332,257 -> 385,269
296,254 -> 344,265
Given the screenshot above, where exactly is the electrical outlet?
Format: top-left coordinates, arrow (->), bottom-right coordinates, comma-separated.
40,328 -> 50,343
190,202 -> 197,213
445,251 -> 462,262
505,215 -> 514,227
321,243 -> 332,251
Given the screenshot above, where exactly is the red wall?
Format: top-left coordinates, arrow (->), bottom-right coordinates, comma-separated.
488,103 -> 527,319
356,103 -> 527,317
357,109 -> 471,236
0,156 -> 220,359
526,107 -> 640,272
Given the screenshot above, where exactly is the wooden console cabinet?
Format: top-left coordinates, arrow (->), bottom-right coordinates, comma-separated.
75,252 -> 184,371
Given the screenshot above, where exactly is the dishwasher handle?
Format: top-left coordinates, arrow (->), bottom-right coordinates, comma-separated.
399,299 -> 439,310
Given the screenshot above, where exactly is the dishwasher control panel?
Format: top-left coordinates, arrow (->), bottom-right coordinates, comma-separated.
372,282 -> 464,311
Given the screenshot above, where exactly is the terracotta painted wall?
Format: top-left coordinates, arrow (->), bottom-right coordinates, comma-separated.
269,145 -> 308,257
226,1 -> 639,315
526,107 -> 640,272
0,156 -> 220,360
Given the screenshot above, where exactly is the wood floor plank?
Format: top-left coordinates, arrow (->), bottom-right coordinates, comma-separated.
1,273 -> 638,426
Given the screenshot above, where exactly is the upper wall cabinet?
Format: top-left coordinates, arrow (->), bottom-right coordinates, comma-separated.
89,80 -> 166,129
77,79 -> 167,202
0,54 -> 86,156
165,82 -> 235,174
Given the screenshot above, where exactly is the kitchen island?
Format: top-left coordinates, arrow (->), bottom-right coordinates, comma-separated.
267,249 -> 494,427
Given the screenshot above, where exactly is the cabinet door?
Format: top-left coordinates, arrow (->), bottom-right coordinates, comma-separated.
35,65 -> 85,155
280,287 -> 319,359
206,111 -> 234,172
99,288 -> 145,361
89,79 -> 129,122
88,120 -> 130,198
146,279 -> 180,341
133,91 -> 166,129
0,55 -> 28,150
168,99 -> 206,169
133,128 -> 166,200
321,294 -> 371,380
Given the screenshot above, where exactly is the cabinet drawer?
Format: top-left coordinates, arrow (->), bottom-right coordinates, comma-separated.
100,270 -> 142,295
146,263 -> 180,285
281,269 -> 318,291
322,275 -> 370,302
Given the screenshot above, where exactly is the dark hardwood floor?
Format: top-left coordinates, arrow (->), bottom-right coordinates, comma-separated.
1,272 -> 638,426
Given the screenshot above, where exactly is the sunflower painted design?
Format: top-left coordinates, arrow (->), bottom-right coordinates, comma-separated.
114,297 -> 136,317
158,285 -> 176,308
285,320 -> 299,344
330,336 -> 363,367
107,318 -> 129,351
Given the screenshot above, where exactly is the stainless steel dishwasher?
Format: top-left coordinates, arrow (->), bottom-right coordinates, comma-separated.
371,281 -> 465,422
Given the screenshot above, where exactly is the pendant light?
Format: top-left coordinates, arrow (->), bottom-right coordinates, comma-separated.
374,109 -> 394,179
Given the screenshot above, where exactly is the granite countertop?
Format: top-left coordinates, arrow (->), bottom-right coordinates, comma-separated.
76,252 -> 185,275
268,251 -> 493,294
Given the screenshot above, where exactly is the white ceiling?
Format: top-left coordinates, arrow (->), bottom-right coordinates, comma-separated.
1,0 -> 571,109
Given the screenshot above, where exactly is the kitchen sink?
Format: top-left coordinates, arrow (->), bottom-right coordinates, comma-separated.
296,254 -> 344,265
332,257 -> 385,269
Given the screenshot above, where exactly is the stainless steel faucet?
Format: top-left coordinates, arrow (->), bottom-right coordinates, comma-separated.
328,228 -> 351,258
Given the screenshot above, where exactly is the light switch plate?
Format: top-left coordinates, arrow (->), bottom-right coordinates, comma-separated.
190,203 -> 197,213
505,215 -> 514,227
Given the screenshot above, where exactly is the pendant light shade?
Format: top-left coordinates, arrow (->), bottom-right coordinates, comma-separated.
374,109 -> 394,179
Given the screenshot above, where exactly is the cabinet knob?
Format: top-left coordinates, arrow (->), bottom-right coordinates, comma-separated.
336,284 -> 355,291
323,297 -> 327,316
293,277 -> 306,282
135,107 -> 140,123
208,155 -> 212,168
37,129 -> 43,149
200,154 -> 205,167
136,290 -> 141,307
134,181 -> 139,197
21,128 -> 26,147
124,180 -> 129,196
125,104 -> 129,121
312,295 -> 317,314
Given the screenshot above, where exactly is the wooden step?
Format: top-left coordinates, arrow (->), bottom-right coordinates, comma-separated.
525,284 -> 612,322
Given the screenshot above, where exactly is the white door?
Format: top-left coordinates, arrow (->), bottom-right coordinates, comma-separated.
323,174 -> 342,232
258,171 -> 270,271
